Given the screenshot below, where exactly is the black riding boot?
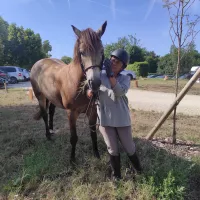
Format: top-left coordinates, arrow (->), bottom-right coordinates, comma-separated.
128,152 -> 142,174
109,154 -> 121,180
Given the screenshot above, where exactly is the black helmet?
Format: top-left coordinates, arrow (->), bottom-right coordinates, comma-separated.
110,48 -> 129,68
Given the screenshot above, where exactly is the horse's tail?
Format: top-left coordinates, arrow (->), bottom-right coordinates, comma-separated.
33,99 -> 49,120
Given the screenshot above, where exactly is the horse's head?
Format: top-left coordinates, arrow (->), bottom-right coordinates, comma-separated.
72,21 -> 107,93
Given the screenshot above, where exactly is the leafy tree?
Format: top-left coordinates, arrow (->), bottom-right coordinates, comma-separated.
104,35 -> 142,61
42,40 -> 52,58
0,17 -> 9,65
144,51 -> 160,73
61,56 -> 72,64
0,16 -> 52,69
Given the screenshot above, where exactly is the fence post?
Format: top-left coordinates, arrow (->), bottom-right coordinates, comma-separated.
146,68 -> 200,140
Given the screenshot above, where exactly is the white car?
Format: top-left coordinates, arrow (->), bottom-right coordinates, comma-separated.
102,66 -> 136,80
0,66 -> 24,83
21,68 -> 30,81
120,69 -> 136,80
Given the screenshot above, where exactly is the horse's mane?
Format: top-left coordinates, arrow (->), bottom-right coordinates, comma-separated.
73,28 -> 101,65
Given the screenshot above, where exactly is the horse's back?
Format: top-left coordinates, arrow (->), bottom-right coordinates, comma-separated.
30,58 -> 67,108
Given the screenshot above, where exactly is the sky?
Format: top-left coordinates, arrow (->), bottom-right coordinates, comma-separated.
0,0 -> 200,59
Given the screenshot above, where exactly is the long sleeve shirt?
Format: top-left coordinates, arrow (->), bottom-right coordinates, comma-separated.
97,71 -> 131,127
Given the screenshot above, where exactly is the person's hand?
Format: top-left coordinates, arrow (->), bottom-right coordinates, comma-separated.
87,89 -> 93,99
103,59 -> 114,78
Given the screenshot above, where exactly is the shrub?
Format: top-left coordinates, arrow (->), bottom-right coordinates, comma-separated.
127,62 -> 149,77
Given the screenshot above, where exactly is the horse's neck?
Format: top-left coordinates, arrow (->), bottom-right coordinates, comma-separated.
62,62 -> 84,92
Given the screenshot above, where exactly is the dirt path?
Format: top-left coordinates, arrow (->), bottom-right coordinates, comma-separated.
127,89 -> 200,116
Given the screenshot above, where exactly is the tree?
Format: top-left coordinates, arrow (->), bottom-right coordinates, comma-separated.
0,17 -> 9,65
163,0 -> 200,143
104,35 -> 142,60
42,40 -> 52,58
61,56 -> 72,64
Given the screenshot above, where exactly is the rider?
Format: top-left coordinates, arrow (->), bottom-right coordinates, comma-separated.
87,49 -> 142,180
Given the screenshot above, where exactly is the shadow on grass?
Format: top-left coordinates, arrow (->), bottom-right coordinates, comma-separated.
0,104 -> 200,199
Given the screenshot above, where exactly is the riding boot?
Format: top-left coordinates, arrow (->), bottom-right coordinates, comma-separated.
109,154 -> 121,180
128,152 -> 142,174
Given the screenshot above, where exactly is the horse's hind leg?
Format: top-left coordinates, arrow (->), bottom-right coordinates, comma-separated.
66,109 -> 79,163
87,107 -> 100,159
37,95 -> 51,140
49,103 -> 56,134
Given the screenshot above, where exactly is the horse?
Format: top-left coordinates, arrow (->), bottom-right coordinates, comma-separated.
30,21 -> 107,162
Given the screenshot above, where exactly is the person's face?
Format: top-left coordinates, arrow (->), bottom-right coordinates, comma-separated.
110,56 -> 124,75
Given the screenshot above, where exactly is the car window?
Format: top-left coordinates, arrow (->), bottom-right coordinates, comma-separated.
6,67 -> 16,72
18,68 -> 23,72
0,67 -> 7,72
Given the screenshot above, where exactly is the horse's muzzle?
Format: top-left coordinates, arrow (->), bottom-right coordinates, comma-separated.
88,79 -> 101,93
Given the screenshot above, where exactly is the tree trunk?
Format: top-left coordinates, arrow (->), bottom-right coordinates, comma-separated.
172,46 -> 181,144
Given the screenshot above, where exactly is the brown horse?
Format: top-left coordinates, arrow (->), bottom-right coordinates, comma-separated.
30,21 -> 107,162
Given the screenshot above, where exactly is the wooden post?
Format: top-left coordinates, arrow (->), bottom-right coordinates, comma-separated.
29,88 -> 33,101
146,68 -> 200,140
4,82 -> 8,93
135,80 -> 138,88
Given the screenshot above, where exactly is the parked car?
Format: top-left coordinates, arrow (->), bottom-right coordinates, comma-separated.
0,66 -> 24,83
102,66 -> 136,80
147,74 -> 159,78
120,69 -> 136,80
0,70 -> 10,82
0,78 -> 4,88
21,68 -> 30,81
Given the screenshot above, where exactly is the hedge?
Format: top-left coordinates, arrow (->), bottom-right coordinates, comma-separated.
127,61 -> 149,77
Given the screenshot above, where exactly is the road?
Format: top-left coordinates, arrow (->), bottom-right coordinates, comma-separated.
7,81 -> 31,89
127,89 -> 200,116
7,81 -> 200,116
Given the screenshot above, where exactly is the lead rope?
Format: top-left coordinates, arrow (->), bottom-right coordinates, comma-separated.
83,91 -> 100,132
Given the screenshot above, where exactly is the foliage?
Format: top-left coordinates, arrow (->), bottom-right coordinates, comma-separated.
0,16 -> 52,69
42,40 -> 52,58
129,61 -> 149,77
157,44 -> 200,75
61,56 -> 72,64
104,35 -> 159,74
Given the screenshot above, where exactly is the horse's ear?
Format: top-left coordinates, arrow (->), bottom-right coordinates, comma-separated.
96,21 -> 107,38
71,25 -> 81,38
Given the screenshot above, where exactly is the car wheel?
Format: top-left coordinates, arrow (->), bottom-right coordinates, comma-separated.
10,77 -> 18,84
23,76 -> 27,81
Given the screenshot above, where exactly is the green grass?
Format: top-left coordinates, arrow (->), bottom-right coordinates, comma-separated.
0,89 -> 200,199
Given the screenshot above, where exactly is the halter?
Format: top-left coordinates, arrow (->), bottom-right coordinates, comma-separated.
80,53 -> 104,76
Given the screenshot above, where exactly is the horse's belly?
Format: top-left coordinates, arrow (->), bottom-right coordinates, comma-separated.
43,89 -> 64,109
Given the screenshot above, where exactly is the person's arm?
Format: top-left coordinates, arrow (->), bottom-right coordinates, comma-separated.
109,76 -> 130,97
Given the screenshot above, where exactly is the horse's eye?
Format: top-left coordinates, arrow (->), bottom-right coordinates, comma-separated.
80,51 -> 85,56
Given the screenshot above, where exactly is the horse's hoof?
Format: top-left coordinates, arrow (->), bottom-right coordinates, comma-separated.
46,134 -> 52,140
49,129 -> 55,135
94,151 -> 101,159
70,158 -> 76,165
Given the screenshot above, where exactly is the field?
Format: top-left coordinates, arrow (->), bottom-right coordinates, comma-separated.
0,89 -> 200,200
131,78 -> 200,95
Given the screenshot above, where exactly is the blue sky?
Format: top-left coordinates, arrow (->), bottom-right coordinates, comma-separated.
1,0 -> 200,59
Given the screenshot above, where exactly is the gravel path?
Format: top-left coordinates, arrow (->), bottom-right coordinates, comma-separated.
7,82 -> 200,116
127,89 -> 200,116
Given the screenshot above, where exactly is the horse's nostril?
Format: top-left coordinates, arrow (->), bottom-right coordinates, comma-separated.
88,80 -> 92,89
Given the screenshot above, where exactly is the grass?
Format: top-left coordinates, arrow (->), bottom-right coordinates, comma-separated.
130,78 -> 200,95
0,89 -> 200,199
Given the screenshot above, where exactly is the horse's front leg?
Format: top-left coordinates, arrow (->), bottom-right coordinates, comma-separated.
87,107 -> 100,159
66,109 -> 79,163
49,103 -> 56,134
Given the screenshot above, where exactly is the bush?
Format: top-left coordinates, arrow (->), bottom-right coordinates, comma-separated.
127,62 -> 149,77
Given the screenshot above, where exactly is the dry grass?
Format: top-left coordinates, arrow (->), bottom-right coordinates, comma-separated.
131,78 -> 200,95
0,89 -> 200,200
